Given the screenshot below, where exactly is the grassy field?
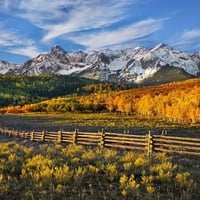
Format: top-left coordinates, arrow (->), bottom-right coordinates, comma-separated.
0,138 -> 200,200
0,112 -> 200,199
0,113 -> 199,137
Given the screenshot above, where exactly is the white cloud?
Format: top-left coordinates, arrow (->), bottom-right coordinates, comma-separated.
8,46 -> 40,58
1,0 -> 136,41
172,29 -> 200,51
0,0 -> 169,58
0,27 -> 41,58
68,18 -> 165,49
42,0 -> 135,41
18,0 -> 73,24
0,0 -> 21,13
180,29 -> 200,42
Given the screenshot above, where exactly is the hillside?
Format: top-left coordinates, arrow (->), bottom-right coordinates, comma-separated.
2,78 -> 199,124
0,74 -> 99,107
0,74 -> 135,108
141,65 -> 194,85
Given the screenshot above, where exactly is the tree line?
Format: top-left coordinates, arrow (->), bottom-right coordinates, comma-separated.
0,74 -> 99,107
0,75 -> 135,108
2,78 -> 199,124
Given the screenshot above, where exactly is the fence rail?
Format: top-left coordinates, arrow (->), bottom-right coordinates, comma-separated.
0,128 -> 200,156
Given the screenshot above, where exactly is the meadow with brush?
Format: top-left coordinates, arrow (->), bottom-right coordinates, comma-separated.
0,139 -> 199,200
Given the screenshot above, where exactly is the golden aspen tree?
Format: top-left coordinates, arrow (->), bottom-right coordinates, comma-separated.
106,95 -> 115,113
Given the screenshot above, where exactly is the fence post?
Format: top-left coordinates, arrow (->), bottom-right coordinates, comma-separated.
161,129 -> 168,135
146,130 -> 153,156
22,131 -> 26,138
31,131 -> 35,141
99,129 -> 105,148
41,130 -> 45,142
18,130 -> 22,138
9,130 -> 13,137
17,130 -> 19,138
73,129 -> 78,144
58,129 -> 62,143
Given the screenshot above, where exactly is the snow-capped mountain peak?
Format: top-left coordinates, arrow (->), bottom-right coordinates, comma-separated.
50,45 -> 67,55
150,43 -> 170,51
0,44 -> 199,83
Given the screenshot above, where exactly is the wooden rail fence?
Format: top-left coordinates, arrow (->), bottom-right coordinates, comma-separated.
0,128 -> 200,156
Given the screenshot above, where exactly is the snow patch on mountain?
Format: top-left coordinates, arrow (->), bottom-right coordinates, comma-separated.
0,60 -> 19,74
0,43 -> 199,83
149,43 -> 198,75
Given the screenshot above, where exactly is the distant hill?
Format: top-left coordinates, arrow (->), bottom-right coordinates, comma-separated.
0,75 -> 98,107
0,74 -> 135,108
141,65 -> 195,85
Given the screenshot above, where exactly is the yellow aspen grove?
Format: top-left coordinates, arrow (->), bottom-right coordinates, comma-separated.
1,78 -> 199,124
136,94 -> 154,116
106,95 -> 116,113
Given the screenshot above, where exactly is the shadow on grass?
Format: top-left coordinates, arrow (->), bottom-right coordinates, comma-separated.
0,113 -> 199,137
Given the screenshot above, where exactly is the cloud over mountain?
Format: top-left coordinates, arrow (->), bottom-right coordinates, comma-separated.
0,0 -> 200,64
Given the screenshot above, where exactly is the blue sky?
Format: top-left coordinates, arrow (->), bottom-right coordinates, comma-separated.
0,0 -> 200,64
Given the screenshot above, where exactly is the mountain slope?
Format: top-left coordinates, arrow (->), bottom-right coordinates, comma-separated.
0,60 -> 19,74
141,65 -> 195,85
0,43 -> 199,83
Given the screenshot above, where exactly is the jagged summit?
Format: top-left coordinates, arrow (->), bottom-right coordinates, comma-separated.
152,43 -> 169,50
50,45 -> 67,55
0,43 -> 199,83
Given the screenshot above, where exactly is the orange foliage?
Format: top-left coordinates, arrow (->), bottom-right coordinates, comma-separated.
79,78 -> 200,123
6,106 -> 22,114
1,78 -> 199,124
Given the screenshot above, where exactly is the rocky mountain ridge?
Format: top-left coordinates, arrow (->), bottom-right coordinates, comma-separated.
0,43 -> 199,83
